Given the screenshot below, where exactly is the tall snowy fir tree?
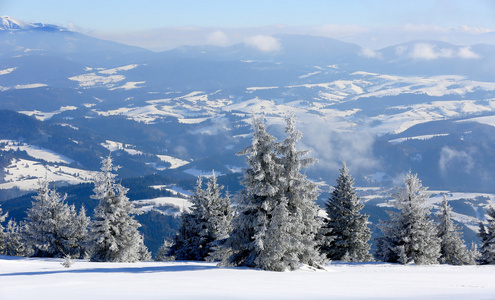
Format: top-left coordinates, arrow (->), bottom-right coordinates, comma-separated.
276,114 -> 324,269
0,206 -> 7,254
320,162 -> 373,262
200,173 -> 233,260
170,209 -> 200,260
23,178 -> 88,258
3,220 -> 25,256
89,155 -> 150,262
71,206 -> 90,258
478,206 -> 495,264
436,195 -> 472,265
222,115 -> 323,271
375,171 -> 441,264
169,173 -> 232,261
221,115 -> 285,270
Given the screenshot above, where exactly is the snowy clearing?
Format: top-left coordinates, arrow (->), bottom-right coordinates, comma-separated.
133,197 -> 192,214
0,158 -> 97,190
0,140 -> 74,164
156,155 -> 190,169
100,140 -> 143,156
0,257 -> 494,299
18,106 -> 78,121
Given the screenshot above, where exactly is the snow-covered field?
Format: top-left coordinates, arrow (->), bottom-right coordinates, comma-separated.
1,256 -> 494,299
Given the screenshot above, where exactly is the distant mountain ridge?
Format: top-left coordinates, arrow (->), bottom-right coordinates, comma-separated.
1,16 -> 495,253
0,15 -> 65,31
1,15 -> 495,194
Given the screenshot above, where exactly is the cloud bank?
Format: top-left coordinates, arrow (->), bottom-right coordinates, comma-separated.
244,35 -> 282,52
409,44 -> 480,60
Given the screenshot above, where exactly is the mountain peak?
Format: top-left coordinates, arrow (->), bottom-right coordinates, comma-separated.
0,16 -> 65,31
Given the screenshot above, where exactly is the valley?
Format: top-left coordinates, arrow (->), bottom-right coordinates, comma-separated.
1,16 -> 495,253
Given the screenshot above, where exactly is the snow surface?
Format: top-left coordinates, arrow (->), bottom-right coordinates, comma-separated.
0,158 -> 97,190
19,106 -> 78,121
133,197 -> 192,214
457,115 -> 495,127
389,134 -> 450,144
13,83 -> 47,89
110,81 -> 146,90
100,140 -> 143,156
98,64 -> 139,75
86,71 -> 495,135
183,168 -> 225,177
1,256 -> 494,299
69,73 -> 125,88
0,67 -> 16,75
0,140 -> 74,164
156,155 -> 190,169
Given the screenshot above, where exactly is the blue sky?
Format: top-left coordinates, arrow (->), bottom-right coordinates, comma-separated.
2,0 -> 494,50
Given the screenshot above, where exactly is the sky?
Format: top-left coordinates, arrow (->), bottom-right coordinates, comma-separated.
2,0 -> 495,51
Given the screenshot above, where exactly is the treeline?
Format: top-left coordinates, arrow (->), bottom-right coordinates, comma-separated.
1,115 -> 495,271
157,115 -> 493,269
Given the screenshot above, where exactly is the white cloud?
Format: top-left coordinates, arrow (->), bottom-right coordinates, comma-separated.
411,43 -> 448,59
458,46 -> 480,59
244,35 -> 282,52
297,115 -> 378,174
439,146 -> 474,175
207,30 -> 230,46
410,43 -> 479,60
359,48 -> 381,58
458,25 -> 495,34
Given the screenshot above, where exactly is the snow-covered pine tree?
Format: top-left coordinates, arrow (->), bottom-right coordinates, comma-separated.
254,195 -> 292,271
70,206 -> 90,259
478,206 -> 495,264
169,210 -> 201,260
375,171 -> 441,265
277,114 -> 324,269
155,239 -> 175,261
89,155 -> 150,262
467,242 -> 481,264
170,173 -> 233,261
222,114 -> 323,271
201,173 -> 233,260
221,115 -> 285,269
3,220 -> 25,256
23,178 -> 87,258
320,162 -> 373,262
0,206 -> 7,254
436,195 -> 472,265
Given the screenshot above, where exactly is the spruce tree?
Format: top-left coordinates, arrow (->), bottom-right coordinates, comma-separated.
375,171 -> 441,265
70,206 -> 90,258
478,206 -> 495,264
436,195 -> 472,265
222,115 -> 285,269
170,210 -> 201,260
278,114 -> 324,269
0,206 -> 7,254
170,173 -> 233,261
23,178 -> 87,258
155,239 -> 174,261
320,162 -> 373,262
222,115 -> 323,271
89,155 -> 150,262
3,220 -> 25,256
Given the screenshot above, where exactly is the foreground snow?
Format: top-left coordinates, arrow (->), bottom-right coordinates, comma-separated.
1,256 -> 494,299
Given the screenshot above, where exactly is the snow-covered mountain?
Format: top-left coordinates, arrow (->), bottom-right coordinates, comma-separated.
1,17 -> 495,248
0,16 -> 54,30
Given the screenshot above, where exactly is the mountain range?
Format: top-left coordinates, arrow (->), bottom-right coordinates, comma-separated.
1,16 -> 495,251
